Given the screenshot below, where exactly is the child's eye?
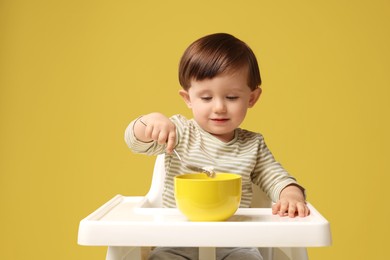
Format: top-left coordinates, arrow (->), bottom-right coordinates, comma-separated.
226,96 -> 239,100
201,97 -> 212,101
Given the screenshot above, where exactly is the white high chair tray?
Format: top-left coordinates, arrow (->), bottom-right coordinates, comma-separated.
78,195 -> 331,248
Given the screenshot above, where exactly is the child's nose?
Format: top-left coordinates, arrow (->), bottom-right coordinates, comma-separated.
213,99 -> 227,113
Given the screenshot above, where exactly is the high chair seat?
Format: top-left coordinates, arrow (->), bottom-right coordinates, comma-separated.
78,154 -> 331,260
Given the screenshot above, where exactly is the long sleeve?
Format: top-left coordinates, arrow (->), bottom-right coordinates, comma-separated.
124,118 -> 166,156
251,136 -> 304,202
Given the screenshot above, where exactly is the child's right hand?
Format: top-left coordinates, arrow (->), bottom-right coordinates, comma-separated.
133,112 -> 176,153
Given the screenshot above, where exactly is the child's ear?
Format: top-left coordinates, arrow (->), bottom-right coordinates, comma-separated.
179,90 -> 192,108
249,88 -> 262,108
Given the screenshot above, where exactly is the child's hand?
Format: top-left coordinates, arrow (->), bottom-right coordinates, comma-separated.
272,184 -> 310,218
134,113 -> 176,153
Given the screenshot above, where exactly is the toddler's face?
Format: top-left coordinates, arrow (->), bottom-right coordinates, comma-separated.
180,67 -> 261,142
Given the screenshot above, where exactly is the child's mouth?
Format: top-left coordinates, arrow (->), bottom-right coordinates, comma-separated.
211,118 -> 229,123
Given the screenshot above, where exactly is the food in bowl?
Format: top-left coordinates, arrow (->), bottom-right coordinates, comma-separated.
174,173 -> 242,221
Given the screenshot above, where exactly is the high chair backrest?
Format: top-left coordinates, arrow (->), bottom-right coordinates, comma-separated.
144,154 -> 165,207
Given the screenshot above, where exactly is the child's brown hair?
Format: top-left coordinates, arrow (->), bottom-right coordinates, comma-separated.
178,33 -> 261,91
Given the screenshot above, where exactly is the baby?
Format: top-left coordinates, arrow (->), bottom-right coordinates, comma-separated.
125,33 -> 309,260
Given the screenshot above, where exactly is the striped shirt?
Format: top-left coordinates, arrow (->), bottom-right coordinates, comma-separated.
125,114 -> 301,208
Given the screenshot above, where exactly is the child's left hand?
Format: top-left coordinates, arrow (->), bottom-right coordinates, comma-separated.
272,184 -> 310,218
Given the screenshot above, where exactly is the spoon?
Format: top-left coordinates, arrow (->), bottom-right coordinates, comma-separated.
173,149 -> 216,178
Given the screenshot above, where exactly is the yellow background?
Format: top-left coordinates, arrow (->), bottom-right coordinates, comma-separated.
1,0 -> 389,259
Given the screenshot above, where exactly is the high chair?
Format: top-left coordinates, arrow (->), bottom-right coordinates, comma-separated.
78,154 -> 332,260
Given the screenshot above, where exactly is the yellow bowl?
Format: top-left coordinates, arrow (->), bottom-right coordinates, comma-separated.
174,173 -> 242,221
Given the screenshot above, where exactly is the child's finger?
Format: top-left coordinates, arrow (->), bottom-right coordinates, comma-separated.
304,204 -> 310,216
157,130 -> 169,145
272,201 -> 280,215
278,200 -> 289,216
296,203 -> 306,217
144,124 -> 153,139
151,127 -> 161,141
166,131 -> 176,153
288,204 -> 297,218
